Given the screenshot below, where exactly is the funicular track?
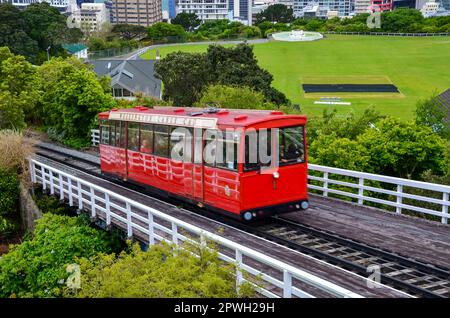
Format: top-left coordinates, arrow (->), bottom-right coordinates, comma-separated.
33,143 -> 450,298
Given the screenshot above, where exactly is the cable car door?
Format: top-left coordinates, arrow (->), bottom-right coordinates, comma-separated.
192,128 -> 204,202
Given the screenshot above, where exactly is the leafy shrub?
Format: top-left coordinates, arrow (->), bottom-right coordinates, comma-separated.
0,168 -> 20,216
197,84 -> 270,110
0,213 -> 120,297
66,241 -> 258,298
0,216 -> 18,239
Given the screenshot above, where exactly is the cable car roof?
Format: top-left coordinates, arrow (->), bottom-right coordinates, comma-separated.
99,106 -> 307,128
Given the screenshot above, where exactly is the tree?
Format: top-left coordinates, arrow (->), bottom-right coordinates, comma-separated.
381,8 -> 424,33
415,94 -> 450,140
23,3 -> 81,63
37,57 -> 115,143
358,118 -> 448,179
65,242 -> 257,298
0,213 -> 118,297
0,4 -> 39,62
197,84 -> 271,109
147,22 -> 186,40
172,12 -> 201,32
156,44 -> 289,106
309,134 -> 371,172
0,47 -> 40,130
255,4 -> 294,24
205,44 -> 289,105
111,24 -> 147,40
155,51 -> 210,106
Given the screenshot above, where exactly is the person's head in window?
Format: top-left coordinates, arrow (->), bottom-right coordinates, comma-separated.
141,139 -> 151,153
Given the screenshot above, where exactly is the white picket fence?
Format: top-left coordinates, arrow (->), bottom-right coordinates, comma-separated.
91,129 -> 100,146
29,158 -> 362,298
91,129 -> 450,224
308,164 -> 450,224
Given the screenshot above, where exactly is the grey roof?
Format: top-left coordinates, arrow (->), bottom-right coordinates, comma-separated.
90,59 -> 161,99
436,88 -> 450,122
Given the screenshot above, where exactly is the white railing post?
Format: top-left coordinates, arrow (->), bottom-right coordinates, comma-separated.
148,212 -> 154,245
29,160 -> 36,183
41,165 -> 46,190
358,178 -> 364,205
77,180 -> 83,210
283,269 -> 292,298
126,202 -> 132,237
68,178 -> 73,206
323,171 -> 329,197
90,186 -> 96,218
235,250 -> 243,291
442,192 -> 449,224
105,193 -> 111,225
59,174 -> 64,200
49,170 -> 54,194
396,185 -> 403,214
172,223 -> 178,245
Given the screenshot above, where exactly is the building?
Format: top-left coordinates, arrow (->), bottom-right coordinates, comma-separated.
62,43 -> 88,59
162,0 -> 176,20
293,0 -> 353,17
91,59 -> 162,100
176,0 -> 229,21
354,0 -> 371,13
111,0 -> 163,26
228,0 -> 252,24
420,0 -> 440,15
176,0 -> 252,25
370,0 -> 393,11
72,2 -> 110,32
6,0 -> 70,12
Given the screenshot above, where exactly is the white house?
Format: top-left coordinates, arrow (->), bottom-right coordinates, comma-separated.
62,43 -> 88,59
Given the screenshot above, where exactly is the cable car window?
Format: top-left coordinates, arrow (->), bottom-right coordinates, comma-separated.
154,125 -> 169,158
128,122 -> 140,151
278,126 -> 305,165
215,130 -> 240,171
140,124 -> 153,154
203,129 -> 217,167
114,121 -> 122,147
244,129 -> 271,171
115,121 -> 125,148
170,127 -> 192,163
100,120 -> 110,145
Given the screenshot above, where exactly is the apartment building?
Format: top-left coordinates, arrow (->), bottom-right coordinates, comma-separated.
293,0 -> 354,17
111,0 -> 163,26
73,2 -> 110,32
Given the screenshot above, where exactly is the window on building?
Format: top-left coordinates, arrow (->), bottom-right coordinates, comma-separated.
140,124 -> 153,154
154,125 -> 169,157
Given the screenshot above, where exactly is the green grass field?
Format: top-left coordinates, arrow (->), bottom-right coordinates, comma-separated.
141,35 -> 450,120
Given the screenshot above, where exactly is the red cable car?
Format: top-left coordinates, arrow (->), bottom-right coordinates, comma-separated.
98,106 -> 309,221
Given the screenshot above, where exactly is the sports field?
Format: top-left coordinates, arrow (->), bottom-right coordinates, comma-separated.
141,35 -> 450,120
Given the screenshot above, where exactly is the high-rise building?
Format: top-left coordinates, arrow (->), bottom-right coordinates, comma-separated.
354,0 -> 371,13
5,0 -> 70,12
73,2 -> 110,31
176,0 -> 252,25
293,0 -> 353,17
176,0 -> 229,21
370,0 -> 393,11
111,0 -> 162,26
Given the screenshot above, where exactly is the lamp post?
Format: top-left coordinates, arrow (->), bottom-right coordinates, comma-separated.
46,46 -> 51,61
